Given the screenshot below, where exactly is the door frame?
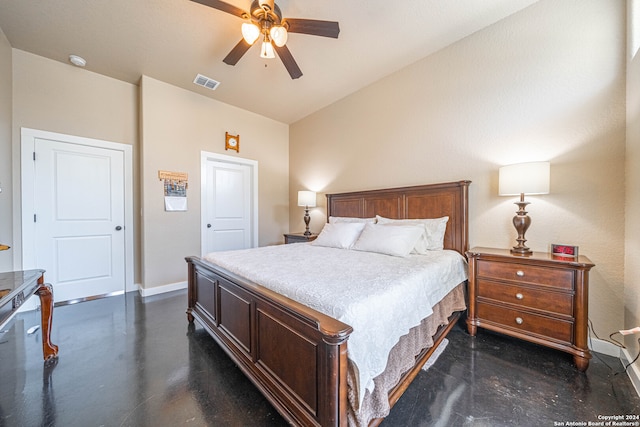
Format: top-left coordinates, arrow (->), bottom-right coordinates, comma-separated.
20,128 -> 135,293
200,151 -> 258,256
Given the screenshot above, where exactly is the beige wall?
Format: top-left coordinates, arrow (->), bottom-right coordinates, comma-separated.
4,51 -> 288,292
625,0 -> 640,367
6,55 -> 289,288
290,0 -> 626,337
139,76 -> 289,289
10,50 -> 140,279
0,27 -> 11,271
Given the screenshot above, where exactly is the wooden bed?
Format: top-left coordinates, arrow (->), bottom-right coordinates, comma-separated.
186,180 -> 470,426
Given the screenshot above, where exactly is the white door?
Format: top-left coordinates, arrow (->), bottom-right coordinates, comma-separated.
32,138 -> 126,303
202,153 -> 258,255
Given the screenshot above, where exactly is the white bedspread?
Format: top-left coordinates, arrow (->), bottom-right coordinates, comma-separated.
203,244 -> 468,404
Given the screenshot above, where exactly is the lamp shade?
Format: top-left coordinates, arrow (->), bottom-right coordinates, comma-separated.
297,191 -> 316,207
499,161 -> 550,196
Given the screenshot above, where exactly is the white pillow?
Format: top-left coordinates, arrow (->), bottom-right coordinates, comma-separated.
329,216 -> 376,224
352,223 -> 425,257
376,215 -> 449,252
311,222 -> 366,249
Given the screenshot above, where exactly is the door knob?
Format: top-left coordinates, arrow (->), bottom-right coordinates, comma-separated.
207,224 -> 212,228
115,226 -> 123,231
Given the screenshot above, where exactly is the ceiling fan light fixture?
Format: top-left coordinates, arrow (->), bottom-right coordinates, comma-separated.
270,25 -> 287,47
241,22 -> 260,44
258,0 -> 274,12
260,39 -> 275,59
194,0 -> 339,79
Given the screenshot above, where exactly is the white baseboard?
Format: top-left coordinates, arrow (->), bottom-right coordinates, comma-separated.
591,337 -> 640,398
138,281 -> 187,297
13,282 -> 186,310
590,336 -> 622,358
622,347 -> 640,398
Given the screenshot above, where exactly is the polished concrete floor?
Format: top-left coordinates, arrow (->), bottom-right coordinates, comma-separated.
0,290 -> 638,426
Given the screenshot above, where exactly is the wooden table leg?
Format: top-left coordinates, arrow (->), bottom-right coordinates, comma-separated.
35,279 -> 58,361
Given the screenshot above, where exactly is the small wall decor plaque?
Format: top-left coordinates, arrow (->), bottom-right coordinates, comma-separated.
551,244 -> 578,258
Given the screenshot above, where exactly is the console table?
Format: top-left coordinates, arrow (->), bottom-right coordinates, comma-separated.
0,269 -> 58,361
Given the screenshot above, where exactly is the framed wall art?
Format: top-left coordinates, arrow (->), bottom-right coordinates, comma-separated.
158,170 -> 188,211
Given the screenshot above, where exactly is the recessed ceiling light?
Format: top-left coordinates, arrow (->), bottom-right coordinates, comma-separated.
69,55 -> 86,67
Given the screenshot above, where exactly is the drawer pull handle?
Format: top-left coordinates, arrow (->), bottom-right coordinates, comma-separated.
516,270 -> 525,277
515,317 -> 524,325
515,293 -> 524,300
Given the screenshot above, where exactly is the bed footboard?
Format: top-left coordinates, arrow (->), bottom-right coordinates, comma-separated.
186,256 -> 353,426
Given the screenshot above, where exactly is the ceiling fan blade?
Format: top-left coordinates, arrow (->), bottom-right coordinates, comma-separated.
223,39 -> 252,65
283,18 -> 340,38
190,0 -> 248,19
274,45 -> 302,79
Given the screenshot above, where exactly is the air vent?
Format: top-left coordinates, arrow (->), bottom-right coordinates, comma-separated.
193,74 -> 220,90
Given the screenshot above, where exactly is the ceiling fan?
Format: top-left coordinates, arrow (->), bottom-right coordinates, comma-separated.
191,0 -> 340,79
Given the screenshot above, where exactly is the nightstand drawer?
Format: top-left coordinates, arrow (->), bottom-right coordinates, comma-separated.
477,260 -> 573,290
477,302 -> 573,343
477,279 -> 573,317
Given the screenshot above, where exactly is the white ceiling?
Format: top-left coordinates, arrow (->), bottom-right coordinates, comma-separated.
0,0 -> 538,124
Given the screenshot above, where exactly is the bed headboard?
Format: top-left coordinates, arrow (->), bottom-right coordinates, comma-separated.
326,180 -> 471,255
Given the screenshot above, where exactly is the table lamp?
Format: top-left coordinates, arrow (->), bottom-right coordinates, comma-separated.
297,190 -> 316,236
499,161 -> 550,254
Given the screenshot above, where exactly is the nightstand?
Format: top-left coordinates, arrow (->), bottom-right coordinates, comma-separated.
466,247 -> 595,371
284,233 -> 317,244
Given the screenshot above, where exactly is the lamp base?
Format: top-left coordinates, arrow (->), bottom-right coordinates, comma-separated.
511,195 -> 533,255
510,246 -> 532,255
303,207 -> 311,236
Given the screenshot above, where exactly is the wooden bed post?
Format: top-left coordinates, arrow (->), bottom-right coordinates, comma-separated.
186,258 -> 196,323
